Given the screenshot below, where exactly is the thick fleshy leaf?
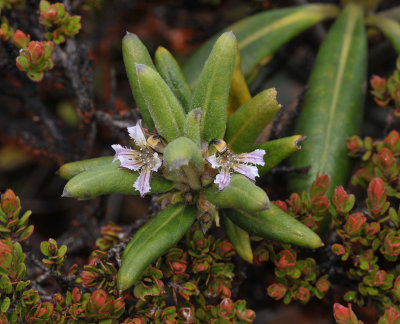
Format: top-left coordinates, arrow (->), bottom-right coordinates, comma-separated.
226,203 -> 322,249
221,212 -> 253,263
225,88 -> 281,153
62,162 -> 174,199
155,46 -> 192,112
184,4 -> 340,86
227,46 -> 252,115
117,203 -> 197,290
365,15 -> 400,54
289,3 -> 367,198
163,137 -> 204,171
257,135 -> 305,176
205,174 -> 269,213
190,32 -> 237,143
122,32 -> 156,129
58,156 -> 114,180
136,64 -> 185,142
184,108 -> 201,146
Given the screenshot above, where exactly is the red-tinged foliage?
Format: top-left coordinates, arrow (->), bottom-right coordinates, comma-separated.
16,41 -> 54,81
273,200 -> 288,213
333,186 -> 355,214
366,177 -> 389,217
275,249 -> 296,272
267,283 -> 288,300
344,213 -> 366,236
287,193 -> 303,214
374,148 -> 398,182
12,29 -> 30,48
346,136 -> 364,155
383,131 -> 400,155
309,173 -> 331,198
333,303 -> 363,324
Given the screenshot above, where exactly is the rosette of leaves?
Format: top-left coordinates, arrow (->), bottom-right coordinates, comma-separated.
184,1 -> 400,233
59,31 -> 322,290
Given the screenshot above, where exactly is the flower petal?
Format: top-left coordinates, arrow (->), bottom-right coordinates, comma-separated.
128,120 -> 148,148
232,164 -> 259,181
112,144 -> 124,162
236,149 -> 265,166
119,155 -> 144,171
151,152 -> 162,172
206,154 -> 221,169
215,168 -> 231,191
133,168 -> 152,197
112,144 -> 141,163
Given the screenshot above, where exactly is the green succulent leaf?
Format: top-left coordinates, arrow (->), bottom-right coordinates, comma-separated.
58,156 -> 114,180
184,108 -> 201,146
289,3 -> 367,198
228,46 -> 252,113
257,135 -> 305,176
163,137 -> 204,171
62,162 -> 174,199
122,32 -> 157,129
205,174 -> 269,213
190,31 -> 237,143
117,203 -> 197,290
0,296 -> 10,313
0,275 -> 12,294
366,15 -> 400,54
18,210 -> 32,226
221,211 -> 253,263
184,4 -> 340,85
225,88 -> 281,153
136,63 -> 185,142
226,203 -> 322,249
155,46 -> 192,112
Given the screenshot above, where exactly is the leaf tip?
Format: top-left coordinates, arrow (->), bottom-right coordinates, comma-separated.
262,200 -> 271,211
169,158 -> 189,171
123,30 -> 137,40
192,108 -> 202,121
225,30 -> 236,39
295,136 -> 307,150
135,63 -> 147,74
61,187 -> 71,198
156,45 -> 167,53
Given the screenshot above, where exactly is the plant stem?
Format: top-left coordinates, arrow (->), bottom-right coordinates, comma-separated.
182,164 -> 202,191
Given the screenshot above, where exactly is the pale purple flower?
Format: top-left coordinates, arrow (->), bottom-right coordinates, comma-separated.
112,120 -> 162,197
206,149 -> 265,191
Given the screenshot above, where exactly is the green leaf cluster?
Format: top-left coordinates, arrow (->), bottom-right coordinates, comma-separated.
60,29 -> 323,291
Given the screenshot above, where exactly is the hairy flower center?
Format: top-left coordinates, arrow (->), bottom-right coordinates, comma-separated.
215,153 -> 240,170
138,149 -> 159,170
